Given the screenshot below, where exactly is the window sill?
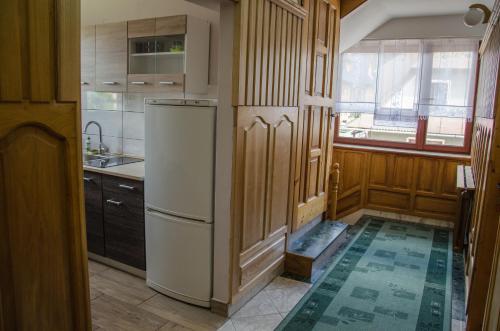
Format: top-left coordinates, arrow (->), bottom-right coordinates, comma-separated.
332,143 -> 471,160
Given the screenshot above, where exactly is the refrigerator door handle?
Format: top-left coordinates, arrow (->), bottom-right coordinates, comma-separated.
146,208 -> 210,226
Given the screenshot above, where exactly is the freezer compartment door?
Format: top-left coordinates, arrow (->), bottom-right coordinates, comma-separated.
145,210 -> 213,306
145,104 -> 215,222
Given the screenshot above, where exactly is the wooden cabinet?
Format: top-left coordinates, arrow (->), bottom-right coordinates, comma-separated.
126,15 -> 207,95
128,18 -> 156,38
82,15 -> 208,95
155,15 -> 187,36
95,22 -> 127,92
102,175 -> 145,270
83,172 -> 145,270
81,26 -> 96,91
83,171 -> 104,255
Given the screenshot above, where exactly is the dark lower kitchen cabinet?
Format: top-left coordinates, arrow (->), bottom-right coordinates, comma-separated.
103,175 -> 145,270
83,171 -> 105,255
83,171 -> 145,270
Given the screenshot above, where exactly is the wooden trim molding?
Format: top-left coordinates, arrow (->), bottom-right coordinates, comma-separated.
340,0 -> 367,18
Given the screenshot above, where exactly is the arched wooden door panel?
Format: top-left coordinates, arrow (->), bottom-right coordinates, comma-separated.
0,104 -> 90,331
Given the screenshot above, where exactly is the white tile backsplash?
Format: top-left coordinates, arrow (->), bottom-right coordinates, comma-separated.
82,109 -> 123,138
82,91 -> 123,111
124,93 -> 160,112
123,138 -> 145,157
81,91 -> 173,159
123,111 -> 145,140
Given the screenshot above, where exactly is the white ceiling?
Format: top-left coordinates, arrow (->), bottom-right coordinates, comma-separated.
340,0 -> 495,51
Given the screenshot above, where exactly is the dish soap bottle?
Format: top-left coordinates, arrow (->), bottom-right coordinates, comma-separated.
86,136 -> 92,154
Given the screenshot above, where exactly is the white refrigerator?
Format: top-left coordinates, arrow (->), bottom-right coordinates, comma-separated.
144,98 -> 216,308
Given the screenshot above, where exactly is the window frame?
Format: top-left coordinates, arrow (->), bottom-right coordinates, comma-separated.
333,43 -> 480,155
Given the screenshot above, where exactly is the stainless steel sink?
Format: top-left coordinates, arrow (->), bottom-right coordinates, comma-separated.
83,154 -> 142,168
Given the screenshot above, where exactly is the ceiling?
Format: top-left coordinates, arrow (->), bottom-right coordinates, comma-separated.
340,0 -> 495,51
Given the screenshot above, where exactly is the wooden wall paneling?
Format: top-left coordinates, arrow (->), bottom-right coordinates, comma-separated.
260,1 -> 271,106
333,147 -> 468,222
441,159 -> 460,197
415,158 -> 440,194
231,106 -> 298,299
266,3 -> 277,105
368,153 -> 389,187
0,0 -> 90,329
334,149 -> 366,216
231,0 -> 304,307
273,6 -> 283,106
483,215 -> 500,331
253,0 -> 264,106
278,9 -> 287,106
247,0 -> 257,105
466,5 -> 500,326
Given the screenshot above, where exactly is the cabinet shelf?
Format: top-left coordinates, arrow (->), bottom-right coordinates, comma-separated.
130,51 -> 185,57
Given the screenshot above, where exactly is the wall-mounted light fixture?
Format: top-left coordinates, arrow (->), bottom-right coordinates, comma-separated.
464,4 -> 491,27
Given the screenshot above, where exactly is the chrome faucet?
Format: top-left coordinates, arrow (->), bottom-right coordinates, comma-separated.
84,121 -> 107,154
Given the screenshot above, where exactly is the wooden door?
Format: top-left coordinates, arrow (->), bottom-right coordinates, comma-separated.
95,22 -> 127,92
231,0 -> 304,305
0,0 -> 91,330
295,0 -> 339,230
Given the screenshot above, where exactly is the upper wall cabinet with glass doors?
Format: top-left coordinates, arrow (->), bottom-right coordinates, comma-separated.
127,15 -> 209,95
81,15 -> 210,96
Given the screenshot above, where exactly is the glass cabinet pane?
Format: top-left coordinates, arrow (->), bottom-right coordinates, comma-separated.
129,37 -> 156,74
156,35 -> 185,74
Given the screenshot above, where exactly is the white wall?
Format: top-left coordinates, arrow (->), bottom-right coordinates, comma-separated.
212,0 -> 235,305
81,0 -> 219,85
340,0 -> 493,52
365,15 -> 486,41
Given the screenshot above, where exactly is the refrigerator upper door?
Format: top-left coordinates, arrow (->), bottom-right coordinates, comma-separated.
145,209 -> 213,307
145,102 -> 215,222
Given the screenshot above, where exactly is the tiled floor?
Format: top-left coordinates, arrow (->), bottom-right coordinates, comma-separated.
88,260 -> 310,331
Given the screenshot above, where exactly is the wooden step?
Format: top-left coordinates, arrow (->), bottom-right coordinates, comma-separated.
285,221 -> 349,280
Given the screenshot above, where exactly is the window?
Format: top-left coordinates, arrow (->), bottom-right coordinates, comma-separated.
335,38 -> 478,153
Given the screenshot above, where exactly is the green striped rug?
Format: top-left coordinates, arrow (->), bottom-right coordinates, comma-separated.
277,216 -> 453,331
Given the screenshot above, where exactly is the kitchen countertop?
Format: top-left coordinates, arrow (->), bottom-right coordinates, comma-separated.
84,161 -> 145,181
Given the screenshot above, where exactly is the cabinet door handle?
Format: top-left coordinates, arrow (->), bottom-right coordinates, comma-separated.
159,81 -> 175,85
130,81 -> 146,85
81,81 -> 89,86
102,81 -> 118,85
119,184 -> 136,191
83,177 -> 93,183
106,199 -> 123,206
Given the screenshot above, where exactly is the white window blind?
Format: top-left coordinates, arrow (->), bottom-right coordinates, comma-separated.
335,38 -> 479,122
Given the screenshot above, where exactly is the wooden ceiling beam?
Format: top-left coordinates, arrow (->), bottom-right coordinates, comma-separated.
340,0 -> 367,18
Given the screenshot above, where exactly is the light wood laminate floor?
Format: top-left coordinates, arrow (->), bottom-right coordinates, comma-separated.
88,260 -> 311,331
